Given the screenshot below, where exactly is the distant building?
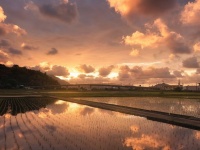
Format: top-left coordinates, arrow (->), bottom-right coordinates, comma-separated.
183,85 -> 200,91
154,83 -> 180,91
63,84 -> 136,91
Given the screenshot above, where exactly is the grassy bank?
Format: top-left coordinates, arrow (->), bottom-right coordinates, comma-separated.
0,89 -> 200,99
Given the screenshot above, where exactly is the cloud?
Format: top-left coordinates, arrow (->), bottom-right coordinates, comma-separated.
39,2 -> 78,23
124,19 -> 191,54
0,6 -> 26,36
107,0 -> 177,18
130,49 -> 139,57
182,56 -> 199,68
80,107 -> 95,116
118,65 -> 131,81
0,6 -> 6,22
78,64 -> 95,73
47,65 -> 70,76
0,24 -> 26,36
152,19 -> 191,54
69,76 -> 114,84
194,42 -> 200,52
99,65 -> 114,77
0,39 -> 10,47
30,62 -> 51,72
118,65 -> 175,82
123,31 -> 160,49
196,68 -> 200,74
8,48 -> 22,55
173,70 -> 183,77
47,48 -> 58,55
181,0 -> 200,25
181,73 -> 200,84
124,134 -> 169,150
24,1 -> 39,11
21,43 -> 38,50
0,50 -> 9,62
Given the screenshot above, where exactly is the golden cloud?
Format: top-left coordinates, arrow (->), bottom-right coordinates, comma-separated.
124,19 -> 191,54
181,0 -> 200,25
0,6 -> 6,22
0,6 -> 26,36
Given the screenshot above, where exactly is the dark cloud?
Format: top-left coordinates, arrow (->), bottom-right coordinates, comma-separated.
99,65 -> 114,77
108,0 -> 177,19
0,39 -> 10,47
78,74 -> 87,79
80,107 -> 95,116
0,26 -> 6,35
47,48 -> 58,55
45,125 -> 57,133
118,65 -> 175,81
8,48 -> 22,55
39,2 -> 78,23
165,33 -> 192,54
131,66 -> 174,79
21,43 -> 38,50
47,65 -> 70,76
0,50 -> 9,62
134,0 -> 177,15
118,65 -> 131,81
47,102 -> 69,114
182,56 -> 199,68
78,64 -> 95,73
173,70 -> 183,77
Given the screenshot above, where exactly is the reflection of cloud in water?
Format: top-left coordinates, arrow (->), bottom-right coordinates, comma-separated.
125,134 -> 169,150
124,121 -> 200,150
130,125 -> 139,133
45,124 -> 57,133
195,131 -> 200,140
79,107 -> 95,116
37,108 -> 52,118
46,101 -> 69,114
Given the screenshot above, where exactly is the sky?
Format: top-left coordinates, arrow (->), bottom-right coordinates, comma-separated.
1,0 -> 200,86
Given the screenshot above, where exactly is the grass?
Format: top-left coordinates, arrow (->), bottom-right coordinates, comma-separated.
0,89 -> 200,99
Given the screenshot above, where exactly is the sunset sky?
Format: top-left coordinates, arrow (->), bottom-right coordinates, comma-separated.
1,0 -> 200,85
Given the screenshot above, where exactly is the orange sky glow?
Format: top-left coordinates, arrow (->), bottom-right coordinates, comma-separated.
1,0 -> 200,85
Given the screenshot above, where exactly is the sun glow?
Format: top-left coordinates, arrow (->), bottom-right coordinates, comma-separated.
55,100 -> 66,105
68,103 -> 80,112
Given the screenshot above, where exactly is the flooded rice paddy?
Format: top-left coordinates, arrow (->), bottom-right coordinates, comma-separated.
76,97 -> 200,118
0,97 -> 200,150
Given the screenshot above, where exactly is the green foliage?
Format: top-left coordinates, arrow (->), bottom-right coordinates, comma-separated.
0,64 -> 59,88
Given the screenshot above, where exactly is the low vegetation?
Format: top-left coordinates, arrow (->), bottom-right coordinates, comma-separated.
0,64 -> 59,88
1,89 -> 200,99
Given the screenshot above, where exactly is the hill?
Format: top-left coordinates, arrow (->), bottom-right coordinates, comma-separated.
49,75 -> 69,85
0,64 -> 60,88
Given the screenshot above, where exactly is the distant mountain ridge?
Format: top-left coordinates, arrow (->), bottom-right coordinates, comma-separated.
0,64 -> 61,88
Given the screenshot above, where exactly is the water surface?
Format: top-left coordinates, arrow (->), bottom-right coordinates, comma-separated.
75,97 -> 200,118
0,97 -> 199,150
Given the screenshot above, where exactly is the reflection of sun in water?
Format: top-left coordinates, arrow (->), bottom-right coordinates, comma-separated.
68,103 -> 80,112
55,100 -> 66,105
18,133 -> 23,138
195,131 -> 200,140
